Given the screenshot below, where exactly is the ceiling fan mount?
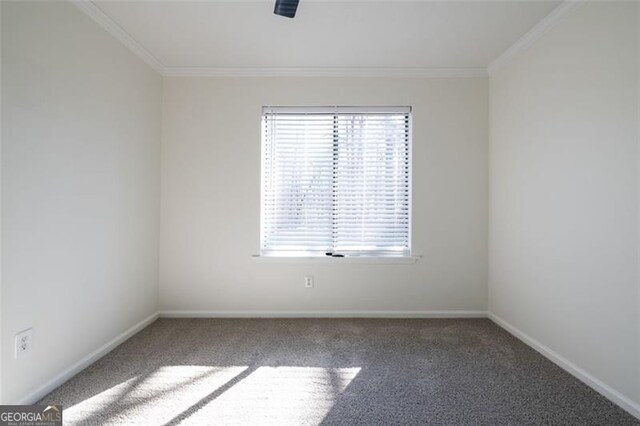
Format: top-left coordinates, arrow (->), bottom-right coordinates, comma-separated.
274,0 -> 300,18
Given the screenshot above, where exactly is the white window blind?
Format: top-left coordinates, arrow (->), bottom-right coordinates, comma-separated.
261,106 -> 411,257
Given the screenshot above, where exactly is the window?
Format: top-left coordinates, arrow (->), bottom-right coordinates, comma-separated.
261,106 -> 411,257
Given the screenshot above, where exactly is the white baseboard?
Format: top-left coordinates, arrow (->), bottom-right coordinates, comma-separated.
488,312 -> 640,420
16,312 -> 159,405
159,310 -> 488,319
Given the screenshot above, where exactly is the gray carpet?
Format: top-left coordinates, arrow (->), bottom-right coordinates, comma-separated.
39,318 -> 638,425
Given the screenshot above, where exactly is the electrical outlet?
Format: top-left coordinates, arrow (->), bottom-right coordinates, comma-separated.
15,328 -> 33,359
304,275 -> 314,288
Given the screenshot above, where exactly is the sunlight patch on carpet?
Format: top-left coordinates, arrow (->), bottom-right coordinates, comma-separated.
64,366 -> 249,425
182,367 -> 361,425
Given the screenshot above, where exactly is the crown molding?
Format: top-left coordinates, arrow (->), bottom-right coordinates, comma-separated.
71,1 -> 486,79
487,1 -> 582,74
162,67 -> 487,78
71,0 -> 585,78
72,1 -> 164,74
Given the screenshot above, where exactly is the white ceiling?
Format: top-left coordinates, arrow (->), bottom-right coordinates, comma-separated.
92,0 -> 560,72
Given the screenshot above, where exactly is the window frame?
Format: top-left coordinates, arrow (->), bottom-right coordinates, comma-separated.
260,106 -> 413,259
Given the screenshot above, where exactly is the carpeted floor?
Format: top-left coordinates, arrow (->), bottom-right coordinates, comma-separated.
39,318 -> 638,425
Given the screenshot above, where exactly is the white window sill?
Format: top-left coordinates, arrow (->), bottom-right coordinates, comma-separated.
251,255 -> 421,264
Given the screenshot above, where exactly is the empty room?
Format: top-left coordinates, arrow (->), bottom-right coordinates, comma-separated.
1,0 -> 639,424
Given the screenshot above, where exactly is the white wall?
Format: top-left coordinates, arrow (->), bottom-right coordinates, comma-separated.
1,1 -> 162,403
160,77 -> 488,313
489,1 -> 640,408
